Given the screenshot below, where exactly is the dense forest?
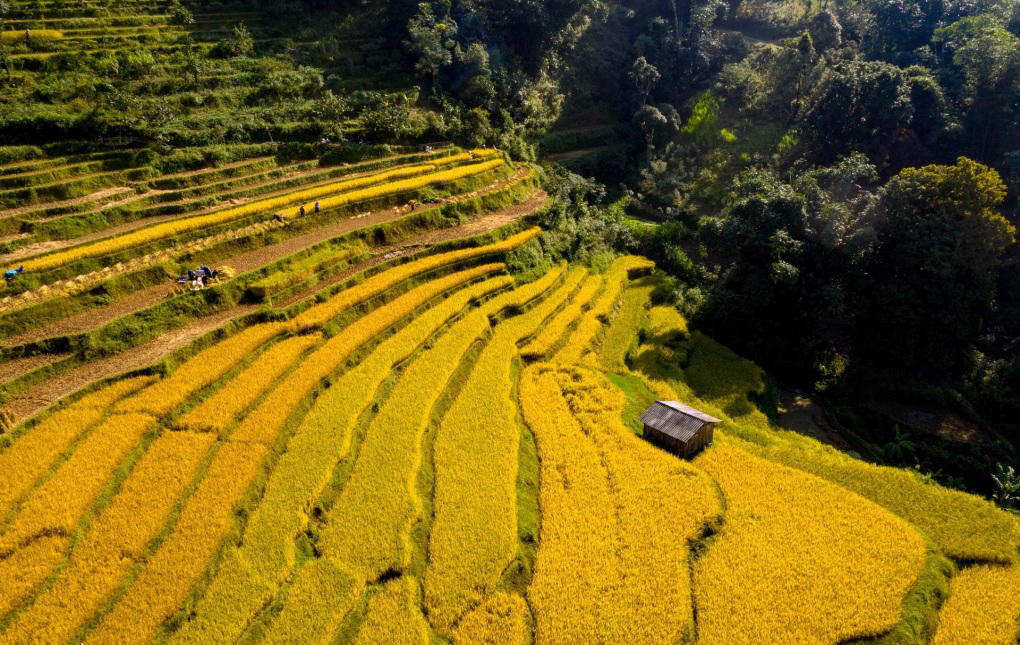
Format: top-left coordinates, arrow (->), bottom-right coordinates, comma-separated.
1,0 -> 1018,497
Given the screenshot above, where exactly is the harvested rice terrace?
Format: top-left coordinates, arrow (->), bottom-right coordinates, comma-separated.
0,139 -> 543,420
0,147 -> 481,252
0,148 -> 511,280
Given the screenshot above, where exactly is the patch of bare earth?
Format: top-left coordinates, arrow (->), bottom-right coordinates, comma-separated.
545,146 -> 611,162
7,305 -> 258,423
0,186 -> 133,219
0,352 -> 71,386
1,282 -> 178,347
777,390 -> 859,453
873,401 -> 997,445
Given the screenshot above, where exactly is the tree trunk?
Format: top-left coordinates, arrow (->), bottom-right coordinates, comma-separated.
670,0 -> 681,44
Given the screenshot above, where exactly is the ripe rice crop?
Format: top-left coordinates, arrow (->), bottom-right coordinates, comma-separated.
555,256 -> 653,365
740,437 -> 1020,565
173,334 -> 321,434
263,558 -> 364,645
932,564 -> 1020,645
426,265 -> 578,633
21,157 -> 504,273
0,412 -> 155,548
625,304 -> 774,435
518,364 -> 620,643
0,412 -> 155,617
599,278 -> 656,370
0,536 -> 66,622
1,30 -> 63,40
354,577 -> 429,645
520,271 -> 600,358
452,593 -> 528,645
170,272 -> 513,645
0,406 -> 104,522
116,322 -> 289,418
684,330 -> 767,419
320,267 -> 562,579
2,431 -> 215,644
621,294 -> 1019,565
276,151 -> 498,222
588,256 -> 655,319
693,439 -> 927,645
520,363 -> 721,644
0,375 -> 155,521
74,374 -> 160,409
286,158 -> 504,220
251,164 -> 434,220
293,227 -> 540,330
87,441 -> 268,644
553,366 -> 722,644
230,263 -> 505,445
646,303 -> 688,342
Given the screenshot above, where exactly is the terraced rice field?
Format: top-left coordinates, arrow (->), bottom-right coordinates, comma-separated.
0,234 -> 1015,644
0,2 -> 1017,644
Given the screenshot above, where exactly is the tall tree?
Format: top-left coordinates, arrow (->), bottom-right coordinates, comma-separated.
937,17 -> 1020,162
800,60 -> 914,164
858,157 -> 1015,370
630,56 -> 660,107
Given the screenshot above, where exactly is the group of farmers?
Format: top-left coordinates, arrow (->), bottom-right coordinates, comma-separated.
178,265 -> 217,291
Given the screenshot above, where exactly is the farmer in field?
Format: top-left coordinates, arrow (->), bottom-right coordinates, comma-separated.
314,201 -> 319,214
273,213 -> 284,223
4,266 -> 23,282
299,204 -> 306,217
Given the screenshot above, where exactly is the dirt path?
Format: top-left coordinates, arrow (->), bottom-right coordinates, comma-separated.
0,186 -> 133,219
548,123 -> 617,136
0,352 -> 71,385
6,305 -> 258,423
2,283 -> 177,347
3,186 -> 545,424
871,401 -> 997,445
777,390 -> 858,453
546,146 -> 611,162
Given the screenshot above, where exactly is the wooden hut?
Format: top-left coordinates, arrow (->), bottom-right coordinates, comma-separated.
639,401 -> 720,457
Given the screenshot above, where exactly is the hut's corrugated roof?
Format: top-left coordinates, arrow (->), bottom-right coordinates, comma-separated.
639,401 -> 721,443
